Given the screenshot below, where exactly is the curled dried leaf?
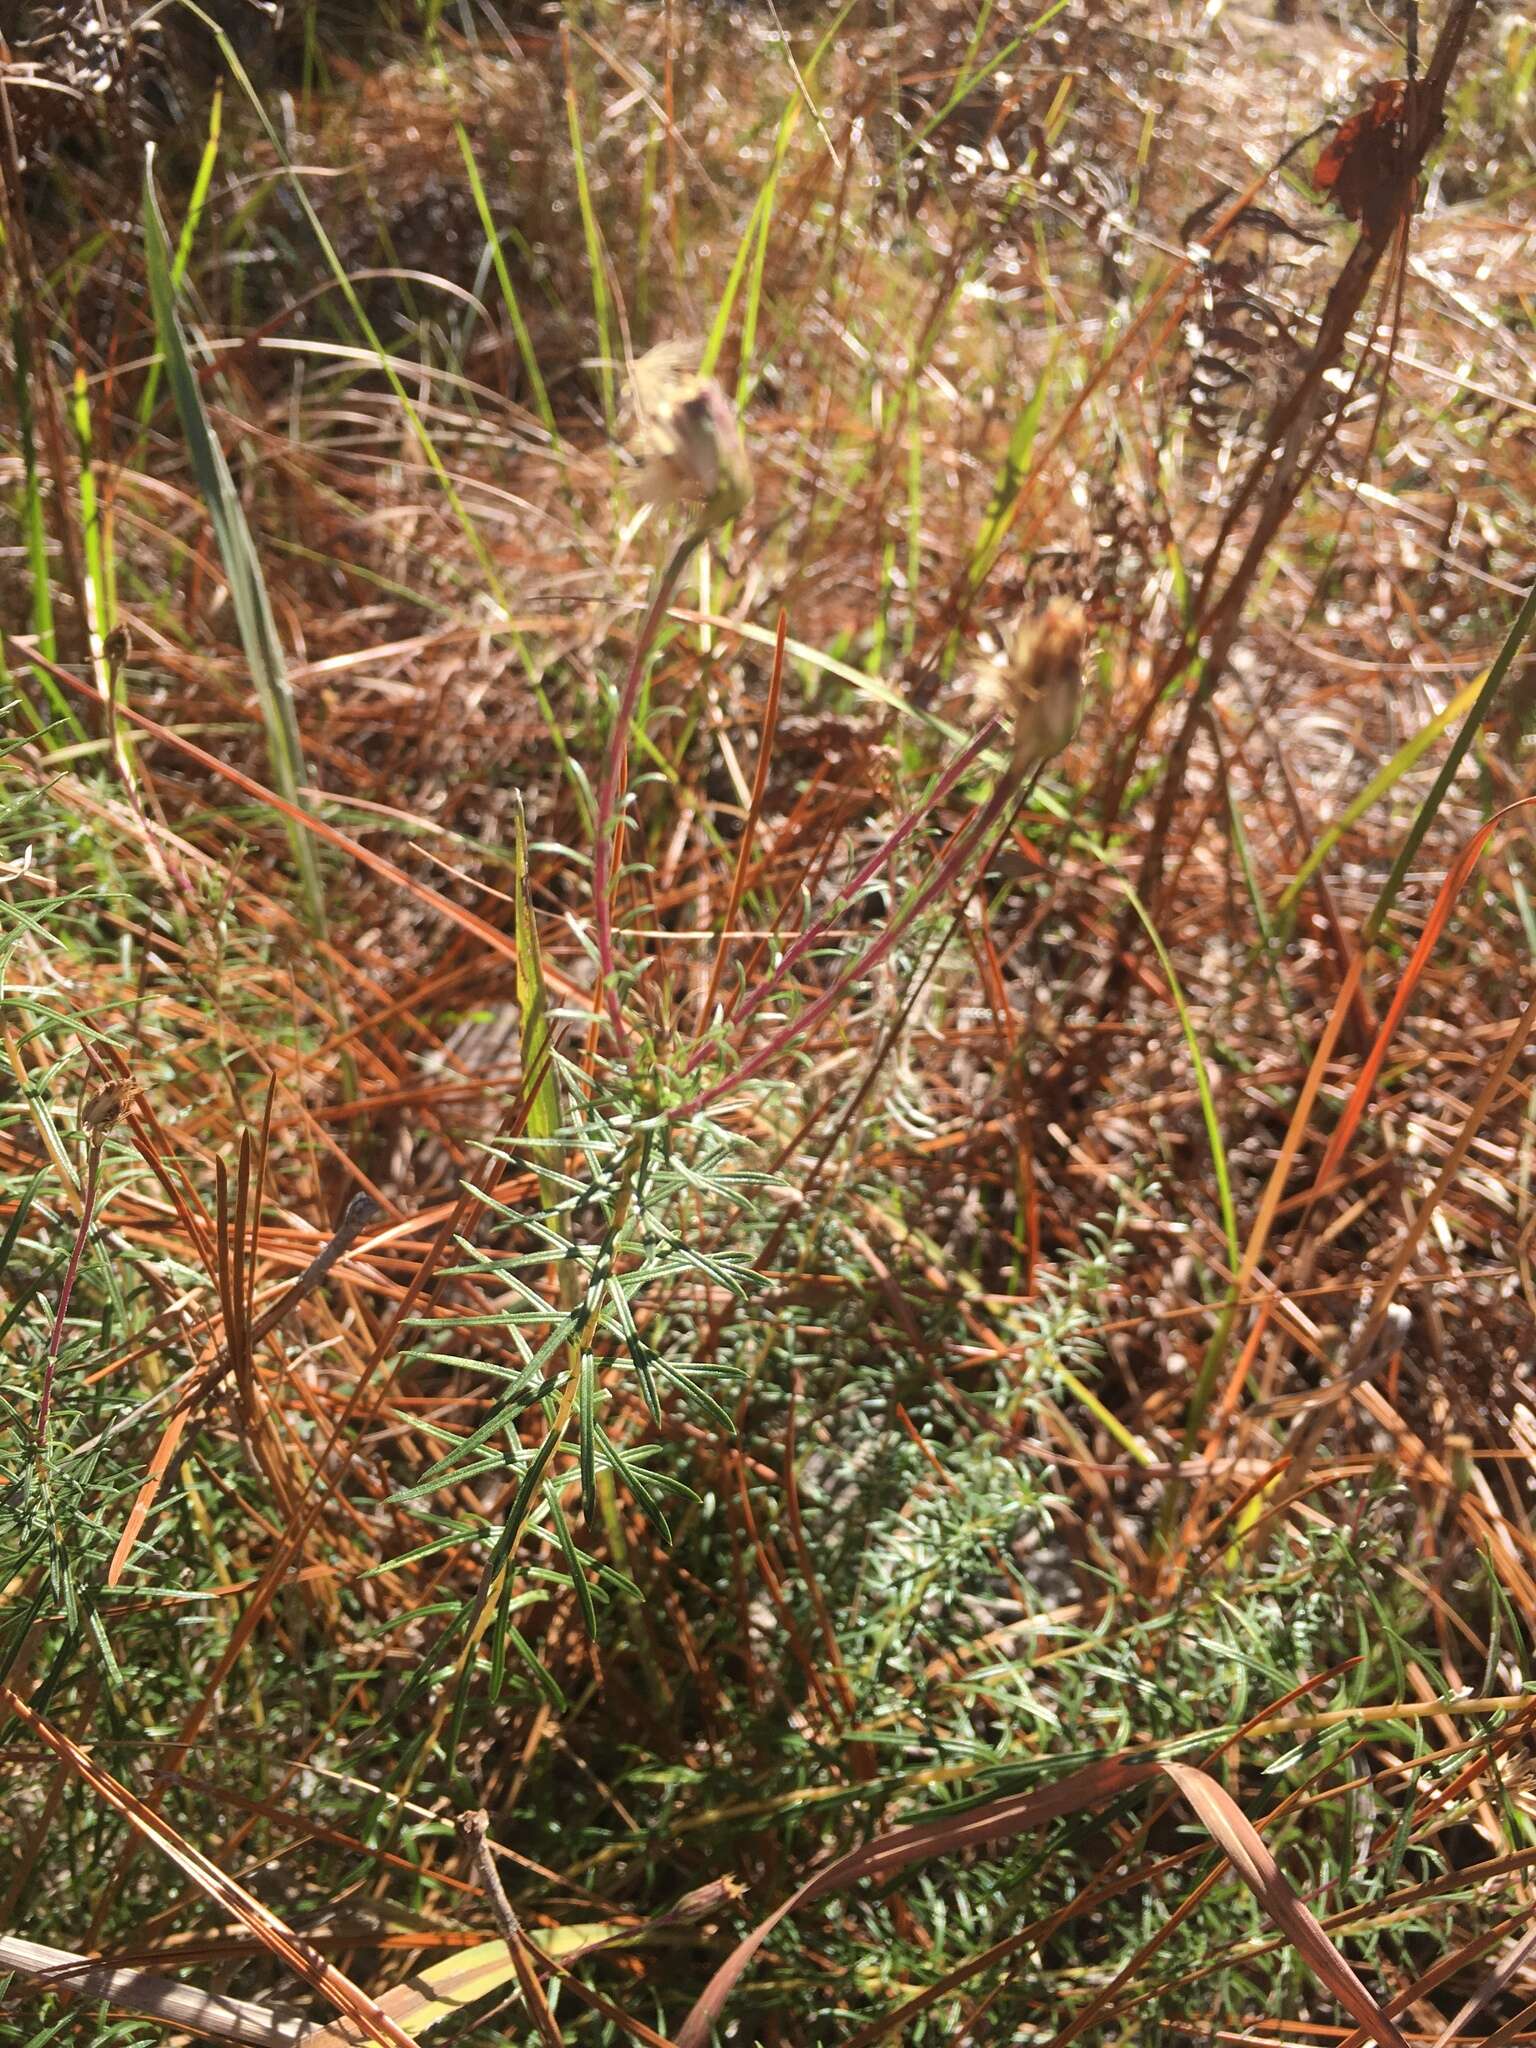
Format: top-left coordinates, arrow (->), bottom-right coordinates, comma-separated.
1313,78 -> 1416,239
625,338 -> 752,532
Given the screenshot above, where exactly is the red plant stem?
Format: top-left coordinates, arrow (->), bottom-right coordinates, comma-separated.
684,769 -> 1021,1118
697,608 -> 788,1034
686,717 -> 1003,1072
591,530 -> 704,1050
40,1142 -> 102,1442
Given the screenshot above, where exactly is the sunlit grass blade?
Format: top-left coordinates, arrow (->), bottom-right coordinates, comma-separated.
1122,880 -> 1240,1450
142,169 -> 326,934
700,2 -> 854,393
137,85 -> 223,432
67,365 -> 129,781
1278,663 -> 1495,917
1364,576 -> 1536,942
513,795 -> 564,1211
561,26 -> 616,432
454,121 -> 557,440
964,354 -> 1057,592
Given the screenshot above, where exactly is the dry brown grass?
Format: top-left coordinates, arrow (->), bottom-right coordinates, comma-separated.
3,1 -> 1536,2042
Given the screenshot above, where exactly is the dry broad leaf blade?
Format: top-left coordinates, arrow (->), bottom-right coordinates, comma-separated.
0,1689 -> 419,2048
0,1932 -> 311,2048
675,1754 -> 1411,2048
302,1923 -> 637,2047
1159,1762 -> 1411,2048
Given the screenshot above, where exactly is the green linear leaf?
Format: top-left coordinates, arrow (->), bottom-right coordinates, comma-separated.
142,168 -> 326,935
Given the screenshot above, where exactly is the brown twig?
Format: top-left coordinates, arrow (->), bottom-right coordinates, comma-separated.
455,1808 -> 564,2048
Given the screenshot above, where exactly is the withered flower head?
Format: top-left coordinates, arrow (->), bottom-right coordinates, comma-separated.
661,1874 -> 748,1926
976,598 -> 1088,771
625,338 -> 753,533
81,1079 -> 139,1138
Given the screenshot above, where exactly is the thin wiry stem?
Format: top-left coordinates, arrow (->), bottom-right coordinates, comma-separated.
591,528 -> 706,1050
684,764 -> 1024,1118
39,1140 -> 102,1443
685,716 -> 1004,1071
455,1808 -> 561,2048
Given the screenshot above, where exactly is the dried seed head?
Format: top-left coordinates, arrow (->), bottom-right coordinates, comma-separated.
976,598 -> 1088,770
81,1079 -> 138,1138
625,338 -> 753,532
665,1874 -> 748,1924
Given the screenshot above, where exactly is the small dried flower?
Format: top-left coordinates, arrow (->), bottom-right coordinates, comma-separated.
975,598 -> 1088,771
81,1078 -> 138,1138
625,338 -> 753,532
654,1874 -> 748,1927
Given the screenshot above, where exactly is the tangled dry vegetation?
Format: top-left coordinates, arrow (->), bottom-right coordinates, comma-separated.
3,0 -> 1536,2042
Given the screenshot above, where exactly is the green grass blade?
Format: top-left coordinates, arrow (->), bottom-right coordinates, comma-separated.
544,1481 -> 598,1638
1277,667 -> 1488,917
143,170 -> 326,934
965,355 -> 1058,592
68,364 -> 131,778
700,124 -> 796,388
454,122 -> 557,440
1123,882 -> 1239,1270
1123,882 -> 1244,1456
702,2 -> 854,388
178,4 -> 585,811
137,85 -> 222,432
173,7 -> 509,611
1364,578 -> 1536,943
513,795 -> 564,1211
561,35 -> 616,432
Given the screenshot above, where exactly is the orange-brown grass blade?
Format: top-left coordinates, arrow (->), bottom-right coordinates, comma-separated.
93,1078 -> 564,1913
1428,1913 -> 1536,2047
245,1078 -> 277,1372
1318,795 -> 1536,1188
1329,976 -> 1536,1385
0,1688 -> 419,2048
841,1665 -> 1370,2048
118,1094 -> 218,1278
16,642 -> 590,1009
107,1398 -> 193,1587
109,1114 -> 271,1588
1159,1762 -> 1410,2048
215,1150 -> 249,1413
697,607 -> 786,1034
1235,954 -> 1364,1299
674,1753 -> 1410,2048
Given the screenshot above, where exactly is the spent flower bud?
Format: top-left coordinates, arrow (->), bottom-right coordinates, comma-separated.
625,339 -> 752,533
976,598 -> 1088,771
81,1079 -> 138,1139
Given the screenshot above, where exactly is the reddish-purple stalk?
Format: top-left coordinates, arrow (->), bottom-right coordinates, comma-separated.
39,1141 -> 102,1443
683,765 -> 1022,1119
686,717 -> 1003,1070
591,530 -> 706,1050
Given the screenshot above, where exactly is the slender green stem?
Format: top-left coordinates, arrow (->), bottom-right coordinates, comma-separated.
40,1143 -> 101,1444
591,532 -> 705,1047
